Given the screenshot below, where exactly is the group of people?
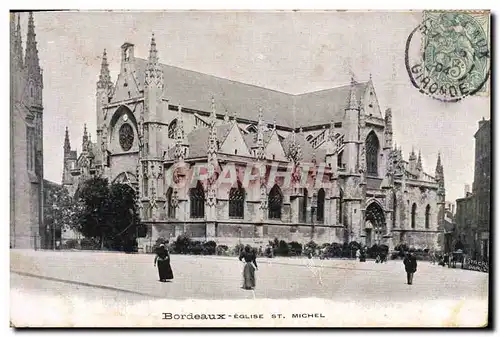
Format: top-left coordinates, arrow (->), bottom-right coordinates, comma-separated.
153,242 -> 418,289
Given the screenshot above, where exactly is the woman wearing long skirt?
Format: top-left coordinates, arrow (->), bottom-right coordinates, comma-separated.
239,245 -> 258,290
154,244 -> 174,282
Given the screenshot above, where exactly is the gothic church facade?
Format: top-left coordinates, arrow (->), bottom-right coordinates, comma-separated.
10,12 -> 44,249
64,36 -> 446,250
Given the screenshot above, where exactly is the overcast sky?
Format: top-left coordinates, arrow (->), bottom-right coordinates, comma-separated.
18,10 -> 490,203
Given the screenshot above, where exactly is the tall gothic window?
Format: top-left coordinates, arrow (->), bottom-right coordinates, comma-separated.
166,187 -> 175,219
425,204 -> 430,229
366,131 -> 380,176
299,189 -> 308,223
268,184 -> 283,220
317,188 -> 325,223
339,188 -> 344,224
411,203 -> 417,229
337,150 -> 344,169
190,181 -> 205,218
168,119 -> 177,139
142,163 -> 148,197
393,192 -> 397,228
229,182 -> 245,219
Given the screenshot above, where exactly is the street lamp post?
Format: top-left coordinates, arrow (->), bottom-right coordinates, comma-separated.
52,203 -> 58,250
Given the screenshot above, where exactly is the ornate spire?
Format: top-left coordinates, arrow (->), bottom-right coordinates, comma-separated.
82,124 -> 89,152
210,96 -> 216,125
409,147 -> 417,161
346,76 -> 359,110
384,108 -> 393,148
145,33 -> 163,88
11,13 -> 23,68
435,152 -> 445,192
148,33 -> 158,63
416,150 -> 422,170
207,98 -> 218,162
64,127 -> 71,155
174,104 -> 185,161
224,109 -> 230,123
97,49 -> 112,89
25,12 -> 41,79
273,117 -> 276,130
287,128 -> 303,163
256,107 -> 265,160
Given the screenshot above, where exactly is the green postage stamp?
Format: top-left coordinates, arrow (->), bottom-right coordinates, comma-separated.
405,10 -> 490,102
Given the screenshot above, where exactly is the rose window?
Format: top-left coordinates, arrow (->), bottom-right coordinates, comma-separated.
119,123 -> 134,151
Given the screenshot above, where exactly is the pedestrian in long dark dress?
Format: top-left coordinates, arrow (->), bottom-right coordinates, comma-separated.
154,244 -> 174,282
403,252 -> 417,285
239,245 -> 258,290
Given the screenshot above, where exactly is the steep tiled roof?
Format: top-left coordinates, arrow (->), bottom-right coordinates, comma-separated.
182,124 -> 233,159
133,58 -> 368,128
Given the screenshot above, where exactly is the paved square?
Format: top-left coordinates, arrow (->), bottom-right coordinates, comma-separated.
10,250 -> 489,327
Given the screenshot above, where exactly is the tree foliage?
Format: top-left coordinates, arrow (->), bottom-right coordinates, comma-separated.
44,182 -> 80,233
74,177 -> 140,250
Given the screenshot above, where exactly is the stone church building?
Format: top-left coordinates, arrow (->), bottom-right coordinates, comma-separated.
64,36 -> 446,250
10,13 -> 45,249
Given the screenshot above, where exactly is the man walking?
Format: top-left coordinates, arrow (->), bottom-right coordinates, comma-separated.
403,252 -> 417,285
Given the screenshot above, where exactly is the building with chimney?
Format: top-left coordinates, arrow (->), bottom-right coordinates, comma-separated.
455,118 -> 491,261
63,37 -> 446,251
10,12 -> 45,249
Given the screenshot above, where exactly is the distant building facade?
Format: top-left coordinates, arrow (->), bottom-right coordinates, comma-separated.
63,37 -> 446,250
455,118 -> 491,261
10,12 -> 44,249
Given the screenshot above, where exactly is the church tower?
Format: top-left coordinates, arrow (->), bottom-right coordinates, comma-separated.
141,33 -> 166,221
435,152 -> 446,243
96,49 -> 113,173
10,12 -> 44,249
342,77 -> 363,243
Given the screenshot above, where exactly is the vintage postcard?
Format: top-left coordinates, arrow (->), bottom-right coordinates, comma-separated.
10,9 -> 490,328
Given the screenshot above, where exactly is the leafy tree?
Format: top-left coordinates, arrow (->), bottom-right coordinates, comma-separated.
107,182 -> 140,250
74,177 -> 140,251
44,182 -> 81,247
76,177 -> 110,248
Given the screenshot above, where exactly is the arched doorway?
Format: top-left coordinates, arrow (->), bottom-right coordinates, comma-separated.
365,202 -> 386,246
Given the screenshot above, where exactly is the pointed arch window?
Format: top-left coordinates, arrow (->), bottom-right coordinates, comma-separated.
246,124 -> 258,133
425,204 -> 431,229
168,119 -> 178,139
190,181 -> 205,218
366,131 -> 380,176
166,187 -> 176,219
339,188 -> 344,224
411,203 -> 417,229
229,182 -> 245,218
299,188 -> 308,223
393,192 -> 397,228
268,185 -> 283,220
337,150 -> 344,169
142,163 -> 148,197
317,188 -> 325,223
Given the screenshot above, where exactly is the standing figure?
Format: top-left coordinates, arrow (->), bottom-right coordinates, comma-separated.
403,252 -> 417,285
239,245 -> 258,290
154,243 -> 174,282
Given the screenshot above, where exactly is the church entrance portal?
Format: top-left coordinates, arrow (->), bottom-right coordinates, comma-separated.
365,202 -> 385,247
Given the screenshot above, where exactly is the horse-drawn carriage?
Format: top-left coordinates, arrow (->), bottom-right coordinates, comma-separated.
439,249 -> 465,268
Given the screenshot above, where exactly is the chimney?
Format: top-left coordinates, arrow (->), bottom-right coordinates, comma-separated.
464,184 -> 470,197
120,42 -> 135,73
